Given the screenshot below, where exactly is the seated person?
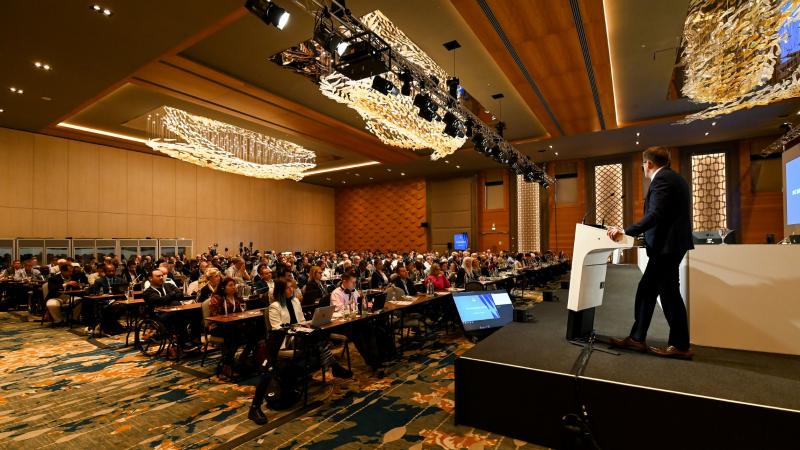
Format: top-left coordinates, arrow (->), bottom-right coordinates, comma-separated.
45,263 -> 82,325
196,267 -> 222,302
121,260 -> 141,285
393,266 -> 418,296
209,277 -> 262,378
86,264 -> 125,334
224,257 -> 251,283
2,260 -> 21,279
86,263 -> 101,285
143,265 -> 178,290
251,264 -> 273,307
302,265 -> 327,305
423,264 -> 451,291
370,260 -> 390,289
143,269 -> 202,349
14,258 -> 43,281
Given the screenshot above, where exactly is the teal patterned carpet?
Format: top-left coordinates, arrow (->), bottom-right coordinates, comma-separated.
0,312 -> 545,449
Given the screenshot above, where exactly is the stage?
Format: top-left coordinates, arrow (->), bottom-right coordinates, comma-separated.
455,265 -> 800,449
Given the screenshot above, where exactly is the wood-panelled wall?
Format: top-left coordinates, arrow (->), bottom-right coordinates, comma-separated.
477,169 -> 510,252
0,127 -> 335,253
547,160 -> 586,257
334,178 -> 427,251
737,139 -> 785,243
429,176 -> 475,253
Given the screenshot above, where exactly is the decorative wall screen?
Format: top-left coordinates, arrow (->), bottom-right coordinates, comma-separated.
593,164 -> 624,227
517,175 -> 541,252
691,152 -> 727,230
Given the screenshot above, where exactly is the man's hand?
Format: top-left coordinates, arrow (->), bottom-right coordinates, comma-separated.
607,226 -> 623,241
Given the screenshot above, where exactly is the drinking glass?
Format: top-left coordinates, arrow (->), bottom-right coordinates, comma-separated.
718,228 -> 732,245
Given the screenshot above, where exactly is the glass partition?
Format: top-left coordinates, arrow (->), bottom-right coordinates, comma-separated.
120,240 -> 139,262
139,239 -> 157,259
17,239 -> 44,265
0,239 -> 13,269
45,239 -> 70,266
177,240 -> 193,259
72,239 -> 96,266
159,239 -> 177,258
95,240 -> 117,260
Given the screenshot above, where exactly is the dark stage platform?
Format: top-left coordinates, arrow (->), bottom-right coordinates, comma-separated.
455,265 -> 800,450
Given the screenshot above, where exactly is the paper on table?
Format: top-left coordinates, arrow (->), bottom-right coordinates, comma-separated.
389,300 -> 414,306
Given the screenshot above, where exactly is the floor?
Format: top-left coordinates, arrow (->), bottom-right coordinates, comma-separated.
0,305 -> 547,449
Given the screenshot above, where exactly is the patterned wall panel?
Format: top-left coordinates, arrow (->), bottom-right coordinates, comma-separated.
335,178 -> 427,251
594,163 -> 624,227
517,175 -> 541,252
691,152 -> 727,230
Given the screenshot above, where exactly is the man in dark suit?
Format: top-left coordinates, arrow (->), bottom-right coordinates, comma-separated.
607,146 -> 694,359
393,266 -> 418,296
142,269 -> 202,348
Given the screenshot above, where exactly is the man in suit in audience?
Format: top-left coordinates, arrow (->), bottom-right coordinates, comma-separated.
607,146 -> 694,359
393,266 -> 418,296
142,269 -> 202,348
87,264 -> 124,334
45,263 -> 82,325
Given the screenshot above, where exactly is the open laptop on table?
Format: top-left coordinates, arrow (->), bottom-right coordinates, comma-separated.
300,305 -> 335,328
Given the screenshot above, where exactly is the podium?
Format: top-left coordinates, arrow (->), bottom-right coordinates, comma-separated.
566,224 -> 636,340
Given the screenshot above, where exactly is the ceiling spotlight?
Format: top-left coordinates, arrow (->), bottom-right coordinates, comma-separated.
444,160 -> 450,164
315,27 -> 348,56
34,61 -> 52,71
711,121 -> 717,126
465,119 -> 474,138
371,75 -> 398,95
400,172 -> 406,176
0,109 -> 4,113
446,77 -> 460,99
369,177 -> 374,180
9,87 -> 22,94
455,165 -> 460,169
326,177 -> 331,181
387,168 -> 392,172
34,62 -> 41,68
554,152 -> 559,156
103,8 -> 111,16
246,0 -> 290,30
704,131 -> 709,136
472,133 -> 487,152
399,70 -> 413,96
92,4 -> 101,11
342,180 -> 346,184
636,141 -> 640,145
443,112 -> 465,138
90,4 -> 112,16
636,132 -> 640,137
413,93 -> 439,122
549,145 -> 553,149
355,173 -> 360,177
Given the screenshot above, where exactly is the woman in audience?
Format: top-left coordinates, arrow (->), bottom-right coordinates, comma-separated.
209,277 -> 245,378
456,256 -> 477,287
196,267 -> 222,302
514,253 -> 525,270
86,263 -> 100,285
302,265 -> 327,305
370,260 -> 390,289
423,263 -> 451,291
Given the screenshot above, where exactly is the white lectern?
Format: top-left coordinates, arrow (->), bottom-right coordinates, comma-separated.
566,224 -> 636,340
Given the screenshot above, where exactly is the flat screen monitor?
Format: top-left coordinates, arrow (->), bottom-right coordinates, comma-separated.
453,290 -> 513,332
787,156 -> 800,225
453,232 -> 468,251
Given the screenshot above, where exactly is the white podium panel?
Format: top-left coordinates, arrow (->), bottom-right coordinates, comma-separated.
688,245 -> 800,356
567,224 -> 636,312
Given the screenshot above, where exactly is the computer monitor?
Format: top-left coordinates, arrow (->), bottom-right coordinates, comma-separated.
453,290 -> 513,332
453,232 -> 469,251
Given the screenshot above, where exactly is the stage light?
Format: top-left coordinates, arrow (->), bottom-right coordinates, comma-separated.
443,112 -> 464,138
447,77 -> 460,99
472,133 -> 486,152
414,93 -> 439,122
399,70 -> 413,96
371,75 -> 398,95
315,27 -> 349,56
465,120 -> 474,138
246,0 -> 290,30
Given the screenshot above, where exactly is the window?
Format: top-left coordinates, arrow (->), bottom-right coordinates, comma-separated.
517,175 -> 541,252
691,152 -> 727,230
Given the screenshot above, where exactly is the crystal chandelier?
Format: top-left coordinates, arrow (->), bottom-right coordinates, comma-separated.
318,11 -> 466,159
146,107 -> 315,180
678,0 -> 800,123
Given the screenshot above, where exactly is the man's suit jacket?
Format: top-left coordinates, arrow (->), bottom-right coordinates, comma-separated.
393,277 -> 417,296
142,283 -> 183,308
302,279 -> 327,305
89,276 -> 123,295
625,167 -> 694,257
46,273 -> 69,300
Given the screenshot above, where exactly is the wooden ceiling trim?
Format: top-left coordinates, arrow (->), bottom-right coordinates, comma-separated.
578,0 -> 617,129
132,61 -> 415,164
451,0 -> 560,138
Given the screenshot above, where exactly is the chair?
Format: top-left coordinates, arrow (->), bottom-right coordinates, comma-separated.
200,299 -> 225,368
464,281 -> 484,292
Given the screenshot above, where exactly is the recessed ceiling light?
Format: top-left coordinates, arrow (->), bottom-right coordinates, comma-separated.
92,4 -> 101,11
455,165 -> 460,168
554,152 -> 559,156
34,62 -> 52,71
636,141 -> 640,145
704,131 -> 710,136
341,180 -> 346,184
41,96 -> 51,101
387,168 -> 392,172
91,4 -> 112,16
325,177 -> 331,181
549,145 -> 553,149
400,172 -> 406,176
9,87 -> 22,94
369,177 -> 374,180
103,8 -> 112,16
355,173 -> 360,176
796,111 -> 800,115
711,121 -> 716,126
636,132 -> 640,137
0,109 -> 4,113
444,160 -> 449,164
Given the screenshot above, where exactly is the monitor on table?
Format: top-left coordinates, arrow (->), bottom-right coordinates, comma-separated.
453,290 -> 513,332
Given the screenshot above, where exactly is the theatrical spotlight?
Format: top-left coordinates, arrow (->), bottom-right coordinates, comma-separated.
414,93 -> 439,122
472,132 -> 487,151
443,112 -> 465,138
465,119 -> 474,137
447,77 -> 460,99
487,143 -> 502,158
315,27 -> 349,56
399,70 -> 413,96
246,0 -> 290,30
371,75 -> 398,95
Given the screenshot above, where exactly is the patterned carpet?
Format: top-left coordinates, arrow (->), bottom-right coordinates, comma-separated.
0,311 -> 546,450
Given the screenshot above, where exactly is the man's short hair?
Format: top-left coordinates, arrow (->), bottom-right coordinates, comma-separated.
643,146 -> 671,168
341,273 -> 353,282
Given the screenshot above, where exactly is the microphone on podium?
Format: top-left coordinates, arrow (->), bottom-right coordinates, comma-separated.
582,192 -> 617,227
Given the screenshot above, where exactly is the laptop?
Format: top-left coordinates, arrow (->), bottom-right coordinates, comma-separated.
369,292 -> 387,313
303,305 -> 335,328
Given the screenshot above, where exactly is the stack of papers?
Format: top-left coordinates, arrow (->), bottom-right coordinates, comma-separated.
389,300 -> 414,306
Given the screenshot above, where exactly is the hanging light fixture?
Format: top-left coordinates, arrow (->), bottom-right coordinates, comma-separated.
146,107 -> 315,180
